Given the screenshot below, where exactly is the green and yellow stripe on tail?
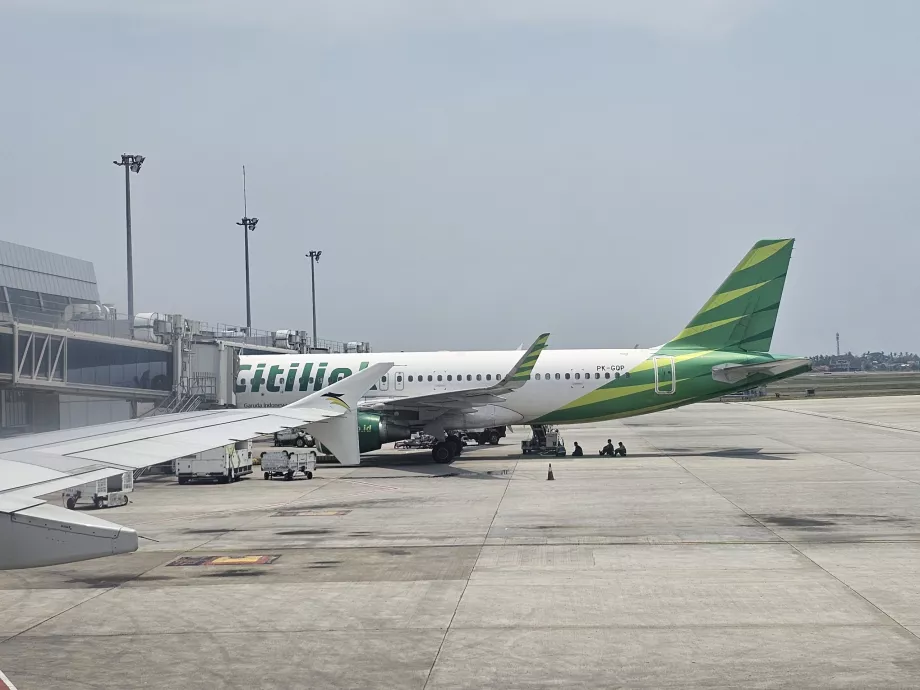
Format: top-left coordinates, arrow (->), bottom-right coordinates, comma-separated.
508,333 -> 550,383
661,239 -> 794,353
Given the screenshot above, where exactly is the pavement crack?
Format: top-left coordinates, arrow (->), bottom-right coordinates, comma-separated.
422,458 -> 519,690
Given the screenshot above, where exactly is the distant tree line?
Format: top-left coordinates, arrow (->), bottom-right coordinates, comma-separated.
810,351 -> 920,371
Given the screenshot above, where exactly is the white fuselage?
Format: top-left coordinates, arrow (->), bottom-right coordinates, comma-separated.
236,348 -> 653,426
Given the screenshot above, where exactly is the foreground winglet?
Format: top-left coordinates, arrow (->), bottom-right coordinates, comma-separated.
504,333 -> 550,387
286,362 -> 394,414
291,362 -> 394,466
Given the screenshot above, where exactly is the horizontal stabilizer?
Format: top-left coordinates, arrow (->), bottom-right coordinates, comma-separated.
711,358 -> 811,385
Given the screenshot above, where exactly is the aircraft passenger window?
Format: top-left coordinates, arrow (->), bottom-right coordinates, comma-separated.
555,373 -> 560,380
447,375 -> 452,381
437,375 -> 442,381
486,374 -> 492,381
615,372 -> 620,379
575,373 -> 580,380
382,376 -> 387,383
535,374 -> 541,380
544,373 -> 550,380
605,372 -> 610,379
476,374 -> 482,381
408,376 -> 413,382
595,373 -> 600,379
428,375 -> 433,381
565,373 -> 570,380
467,374 -> 472,381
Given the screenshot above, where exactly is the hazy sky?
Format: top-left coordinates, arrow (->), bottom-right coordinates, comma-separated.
1,1 -> 918,355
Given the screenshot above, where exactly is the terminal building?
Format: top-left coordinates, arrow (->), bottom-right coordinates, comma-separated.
0,240 -> 370,437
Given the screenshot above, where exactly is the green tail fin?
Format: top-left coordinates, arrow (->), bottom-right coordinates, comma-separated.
661,239 -> 794,353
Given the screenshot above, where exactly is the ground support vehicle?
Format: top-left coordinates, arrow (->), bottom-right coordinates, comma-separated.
177,441 -> 253,484
62,471 -> 133,510
463,426 -> 507,445
273,429 -> 314,447
395,434 -> 438,450
261,449 -> 316,480
521,425 -> 567,456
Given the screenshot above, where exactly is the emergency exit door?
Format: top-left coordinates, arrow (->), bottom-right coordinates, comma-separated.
394,369 -> 405,391
653,356 -> 676,394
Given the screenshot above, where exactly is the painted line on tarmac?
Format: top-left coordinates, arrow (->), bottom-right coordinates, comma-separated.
0,668 -> 19,690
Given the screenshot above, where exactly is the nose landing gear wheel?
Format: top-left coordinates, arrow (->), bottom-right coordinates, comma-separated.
432,442 -> 454,464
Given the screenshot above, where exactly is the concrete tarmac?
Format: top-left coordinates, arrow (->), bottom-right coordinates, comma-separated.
2,396 -> 920,688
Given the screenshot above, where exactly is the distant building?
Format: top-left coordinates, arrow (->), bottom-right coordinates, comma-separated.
0,239 -> 103,327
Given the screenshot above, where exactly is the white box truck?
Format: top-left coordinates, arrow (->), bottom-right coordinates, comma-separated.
177,441 -> 253,484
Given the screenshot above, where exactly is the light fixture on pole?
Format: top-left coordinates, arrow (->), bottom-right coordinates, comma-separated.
236,166 -> 258,334
112,153 -> 145,329
306,250 -> 322,349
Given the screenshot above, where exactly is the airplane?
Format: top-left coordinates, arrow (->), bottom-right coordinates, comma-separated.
236,238 -> 811,463
0,362 -> 393,569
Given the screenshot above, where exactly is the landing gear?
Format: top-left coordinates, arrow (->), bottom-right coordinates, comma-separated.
445,435 -> 462,458
432,442 -> 454,464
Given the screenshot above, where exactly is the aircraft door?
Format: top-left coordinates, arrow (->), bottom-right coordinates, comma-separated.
653,356 -> 676,395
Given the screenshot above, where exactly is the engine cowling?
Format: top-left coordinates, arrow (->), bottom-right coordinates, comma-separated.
357,413 -> 411,453
315,413 -> 410,455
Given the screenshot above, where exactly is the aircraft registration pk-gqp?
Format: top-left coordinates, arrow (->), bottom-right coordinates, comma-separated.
236,238 -> 811,462
0,239 -> 810,569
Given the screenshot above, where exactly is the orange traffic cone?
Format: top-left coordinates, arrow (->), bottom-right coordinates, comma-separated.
547,463 -> 554,481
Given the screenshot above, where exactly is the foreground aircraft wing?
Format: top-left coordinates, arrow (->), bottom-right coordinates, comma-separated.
0,362 -> 392,569
360,333 -> 549,412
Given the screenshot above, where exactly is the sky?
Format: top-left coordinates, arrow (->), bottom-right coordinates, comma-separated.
1,0 -> 918,355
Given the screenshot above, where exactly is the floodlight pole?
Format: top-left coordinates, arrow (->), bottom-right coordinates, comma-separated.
306,251 -> 322,350
113,153 -> 145,329
236,166 -> 258,335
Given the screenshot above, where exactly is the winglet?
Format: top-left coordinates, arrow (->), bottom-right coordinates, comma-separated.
288,362 -> 393,467
504,333 -> 550,387
285,362 -> 394,414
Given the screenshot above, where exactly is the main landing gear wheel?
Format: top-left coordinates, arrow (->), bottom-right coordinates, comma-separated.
445,436 -> 462,458
432,442 -> 454,464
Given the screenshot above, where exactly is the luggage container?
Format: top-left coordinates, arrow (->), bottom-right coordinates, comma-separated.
260,449 -> 316,481
62,471 -> 134,510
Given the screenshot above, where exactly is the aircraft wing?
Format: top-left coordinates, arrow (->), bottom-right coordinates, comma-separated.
360,333 -> 549,413
0,362 -> 392,570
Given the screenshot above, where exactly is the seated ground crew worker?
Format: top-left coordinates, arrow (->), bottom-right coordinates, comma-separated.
614,441 -> 627,457
572,442 -> 584,457
600,439 -> 615,456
